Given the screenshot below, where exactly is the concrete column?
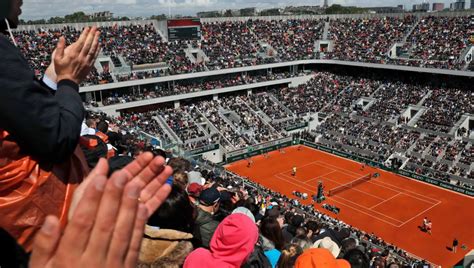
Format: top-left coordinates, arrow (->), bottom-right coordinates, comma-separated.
174,101 -> 180,109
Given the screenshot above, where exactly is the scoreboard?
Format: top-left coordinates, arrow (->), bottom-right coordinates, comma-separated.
167,18 -> 201,41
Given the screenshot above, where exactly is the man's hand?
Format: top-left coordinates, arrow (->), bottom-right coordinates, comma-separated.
44,49 -> 57,83
30,153 -> 173,268
54,26 -> 101,84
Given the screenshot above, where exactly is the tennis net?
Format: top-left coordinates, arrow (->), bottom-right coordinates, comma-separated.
328,174 -> 372,196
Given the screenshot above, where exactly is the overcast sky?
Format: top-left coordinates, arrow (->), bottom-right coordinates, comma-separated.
21,0 -> 460,20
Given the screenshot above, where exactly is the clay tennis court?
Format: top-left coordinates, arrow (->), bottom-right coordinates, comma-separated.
225,145 -> 474,266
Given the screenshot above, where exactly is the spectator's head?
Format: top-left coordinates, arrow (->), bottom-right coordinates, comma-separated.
183,213 -> 258,267
290,214 -> 304,228
343,249 -> 370,268
0,0 -> 21,28
260,216 -> 285,250
173,171 -> 188,189
168,157 -> 192,173
305,220 -> 321,238
198,187 -> 221,213
86,118 -> 97,129
277,244 -> 303,268
340,237 -> 358,255
96,120 -> 109,133
290,237 -> 313,251
295,227 -> 308,239
147,184 -> 195,233
264,207 -> 281,219
295,248 -> 350,268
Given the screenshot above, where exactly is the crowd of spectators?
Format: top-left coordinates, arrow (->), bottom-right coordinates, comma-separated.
327,16 -> 417,63
416,88 -> 473,133
16,16 -> 473,90
201,20 -> 266,70
403,16 -> 471,69
359,82 -> 428,122
251,19 -> 324,62
99,71 -> 298,106
271,72 -> 353,115
220,95 -> 282,144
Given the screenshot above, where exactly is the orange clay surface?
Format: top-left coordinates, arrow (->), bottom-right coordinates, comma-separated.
225,145 -> 474,266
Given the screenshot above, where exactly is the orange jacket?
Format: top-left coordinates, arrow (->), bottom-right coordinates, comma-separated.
0,130 -> 89,251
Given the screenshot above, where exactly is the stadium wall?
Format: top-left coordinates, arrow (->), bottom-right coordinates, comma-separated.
200,10 -> 474,23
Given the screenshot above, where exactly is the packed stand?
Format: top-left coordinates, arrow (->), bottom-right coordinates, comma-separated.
416,88 -> 473,133
327,16 -> 416,63
99,71 -> 298,106
252,19 -> 324,62
404,16 -> 471,70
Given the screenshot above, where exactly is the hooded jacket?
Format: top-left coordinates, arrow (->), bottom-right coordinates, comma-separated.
184,213 -> 259,268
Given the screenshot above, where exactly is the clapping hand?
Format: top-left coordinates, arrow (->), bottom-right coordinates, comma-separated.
51,26 -> 101,84
29,152 -> 173,268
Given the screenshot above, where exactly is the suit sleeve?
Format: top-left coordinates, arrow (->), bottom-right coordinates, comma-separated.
0,38 -> 84,163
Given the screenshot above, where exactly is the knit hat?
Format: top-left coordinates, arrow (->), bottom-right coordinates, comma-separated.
183,213 -> 258,268
295,248 -> 350,268
312,237 -> 341,257
199,187 -> 221,206
232,207 -> 256,223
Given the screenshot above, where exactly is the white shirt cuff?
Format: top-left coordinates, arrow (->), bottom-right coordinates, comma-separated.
42,75 -> 58,91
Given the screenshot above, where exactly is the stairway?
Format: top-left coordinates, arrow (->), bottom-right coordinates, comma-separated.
322,21 -> 330,40
153,115 -> 182,144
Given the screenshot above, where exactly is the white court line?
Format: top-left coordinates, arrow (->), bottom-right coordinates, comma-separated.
302,146 -> 438,202
302,170 -> 337,183
275,173 -> 404,224
273,173 -> 402,226
313,160 -> 439,204
279,159 -> 335,175
325,196 -> 402,227
308,151 -> 441,203
368,180 -> 437,205
328,194 -> 404,223
280,172 -> 387,202
370,193 -> 402,209
397,201 -> 441,228
369,179 -> 439,204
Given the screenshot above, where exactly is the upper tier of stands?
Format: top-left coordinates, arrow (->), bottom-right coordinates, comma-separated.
14,13 -> 473,86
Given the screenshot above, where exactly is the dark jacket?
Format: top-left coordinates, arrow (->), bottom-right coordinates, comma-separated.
193,207 -> 220,249
0,34 -> 84,163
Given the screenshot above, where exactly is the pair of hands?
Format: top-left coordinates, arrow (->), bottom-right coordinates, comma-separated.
29,153 -> 173,268
45,26 -> 101,85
